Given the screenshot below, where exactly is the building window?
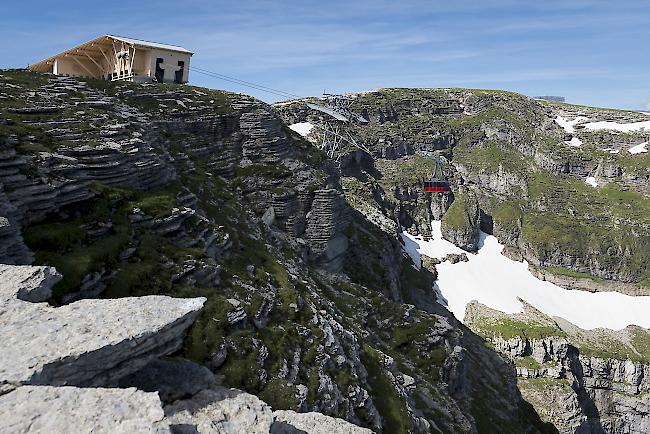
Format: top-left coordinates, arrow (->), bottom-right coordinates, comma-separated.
155,58 -> 165,83
175,61 -> 185,84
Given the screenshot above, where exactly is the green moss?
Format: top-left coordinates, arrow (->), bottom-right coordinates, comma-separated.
0,69 -> 49,89
361,345 -> 410,434
629,326 -> 650,362
454,140 -> 526,173
219,330 -> 264,391
259,378 -> 298,410
474,317 -> 566,341
441,189 -> 477,234
491,200 -> 522,232
131,194 -> 177,219
23,223 -> 87,252
34,229 -> 130,300
181,292 -> 233,363
515,356 -> 541,370
576,331 -> 650,364
374,155 -> 440,186
392,318 -> 438,348
223,234 -> 297,317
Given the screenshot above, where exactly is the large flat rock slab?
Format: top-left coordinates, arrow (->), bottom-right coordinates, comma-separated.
0,265 -> 205,388
163,385 -> 376,434
272,411 -> 374,434
0,385 -> 170,434
164,386 -> 275,433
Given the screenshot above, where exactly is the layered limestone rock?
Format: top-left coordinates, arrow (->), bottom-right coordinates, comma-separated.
0,263 -> 373,434
239,107 -> 294,164
0,264 -> 205,388
1,72 -> 560,433
305,188 -> 351,271
116,357 -> 376,434
0,189 -> 32,265
465,301 -> 650,433
270,190 -> 307,236
530,266 -> 648,296
0,386 -> 170,434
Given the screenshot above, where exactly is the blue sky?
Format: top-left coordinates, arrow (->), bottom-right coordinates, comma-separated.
2,0 -> 649,109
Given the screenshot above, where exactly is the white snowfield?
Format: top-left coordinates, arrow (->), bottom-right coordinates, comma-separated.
289,122 -> 314,137
585,176 -> 598,187
583,120 -> 650,133
555,115 -> 650,133
628,142 -> 648,155
402,222 -> 650,330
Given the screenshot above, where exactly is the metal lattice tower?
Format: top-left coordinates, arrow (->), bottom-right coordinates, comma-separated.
305,94 -> 371,162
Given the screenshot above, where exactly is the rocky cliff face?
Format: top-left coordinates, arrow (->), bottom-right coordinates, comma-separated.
440,186 -> 480,252
277,88 -> 650,296
0,264 -> 371,434
0,70 -> 556,433
465,302 -> 650,433
277,87 -> 650,432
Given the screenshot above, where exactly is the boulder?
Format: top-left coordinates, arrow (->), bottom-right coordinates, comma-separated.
164,386 -> 275,434
272,410 -> 374,434
0,385 -> 169,434
0,264 -> 205,388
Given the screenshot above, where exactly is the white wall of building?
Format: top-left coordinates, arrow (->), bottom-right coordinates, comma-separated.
147,49 -> 191,83
53,56 -> 102,78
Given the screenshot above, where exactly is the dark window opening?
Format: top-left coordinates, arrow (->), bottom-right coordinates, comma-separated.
175,61 -> 185,84
155,58 -> 165,83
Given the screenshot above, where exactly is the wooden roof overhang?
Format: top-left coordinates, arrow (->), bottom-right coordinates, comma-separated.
29,35 -> 122,72
29,35 -> 193,73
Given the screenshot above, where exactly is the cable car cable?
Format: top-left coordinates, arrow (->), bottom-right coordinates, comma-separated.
188,66 -> 301,99
190,66 -> 302,99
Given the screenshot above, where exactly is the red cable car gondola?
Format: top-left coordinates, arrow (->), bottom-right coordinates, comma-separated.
423,157 -> 451,193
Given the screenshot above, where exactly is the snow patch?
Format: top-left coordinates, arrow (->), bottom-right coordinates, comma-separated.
289,122 -> 314,137
555,116 -> 589,133
402,222 -> 650,330
583,120 -> 650,133
628,142 -> 648,155
565,136 -> 582,147
585,176 -> 598,187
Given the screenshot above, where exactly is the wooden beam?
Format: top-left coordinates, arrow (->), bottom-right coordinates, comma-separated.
111,41 -> 120,78
97,46 -> 112,79
129,46 -> 136,77
84,53 -> 104,75
70,55 -> 97,78
98,46 -> 111,65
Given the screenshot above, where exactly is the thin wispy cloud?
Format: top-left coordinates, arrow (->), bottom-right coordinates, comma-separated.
2,0 -> 648,109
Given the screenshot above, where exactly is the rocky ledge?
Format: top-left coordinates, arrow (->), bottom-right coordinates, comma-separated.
0,264 -> 374,433
0,264 -> 205,388
0,386 -> 169,434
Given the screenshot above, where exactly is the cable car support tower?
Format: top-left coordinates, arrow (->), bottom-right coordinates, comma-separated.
304,94 -> 372,162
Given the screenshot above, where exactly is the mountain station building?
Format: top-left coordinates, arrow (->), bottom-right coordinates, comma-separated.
28,35 -> 193,84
